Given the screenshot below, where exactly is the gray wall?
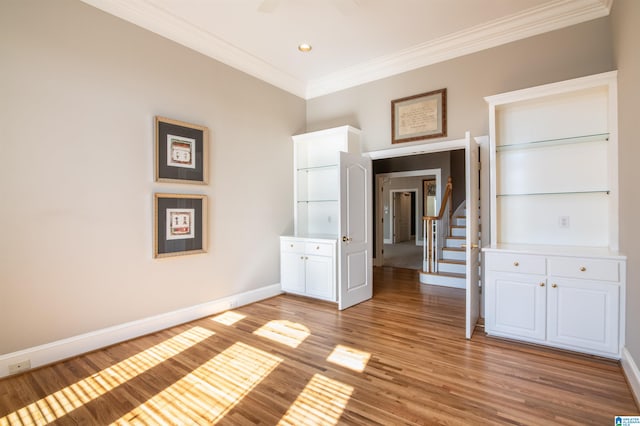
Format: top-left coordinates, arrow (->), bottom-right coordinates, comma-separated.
612,0 -> 640,374
306,18 -> 614,152
0,0 -> 305,355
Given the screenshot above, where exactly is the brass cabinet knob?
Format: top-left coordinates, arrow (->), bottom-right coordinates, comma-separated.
316,246 -> 320,250
539,282 -> 545,287
513,261 -> 519,267
580,266 -> 587,272
552,283 -> 558,288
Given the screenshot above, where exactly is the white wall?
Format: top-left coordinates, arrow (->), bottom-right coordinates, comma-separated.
0,0 -> 305,356
611,0 -> 640,402
307,17 -> 614,152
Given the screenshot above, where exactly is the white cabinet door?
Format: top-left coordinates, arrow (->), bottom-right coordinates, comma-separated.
547,279 -> 619,355
490,275 -> 546,341
305,255 -> 334,300
281,251 -> 306,294
465,132 -> 481,339
338,151 -> 372,310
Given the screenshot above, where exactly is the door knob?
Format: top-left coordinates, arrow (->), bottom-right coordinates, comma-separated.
342,236 -> 352,242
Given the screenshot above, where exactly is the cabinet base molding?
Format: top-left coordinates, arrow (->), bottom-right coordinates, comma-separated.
622,347 -> 640,408
485,330 -> 620,360
0,283 -> 282,379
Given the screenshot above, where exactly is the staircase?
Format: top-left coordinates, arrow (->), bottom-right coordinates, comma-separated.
419,209 -> 467,289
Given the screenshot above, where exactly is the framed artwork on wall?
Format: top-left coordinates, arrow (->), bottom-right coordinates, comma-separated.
422,179 -> 436,216
391,88 -> 447,144
154,193 -> 208,258
155,116 -> 209,184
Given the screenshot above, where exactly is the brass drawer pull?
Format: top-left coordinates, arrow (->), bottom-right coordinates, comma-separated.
513,261 -> 519,267
579,266 -> 587,272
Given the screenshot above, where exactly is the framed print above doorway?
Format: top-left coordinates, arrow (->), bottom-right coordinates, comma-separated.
391,88 -> 447,144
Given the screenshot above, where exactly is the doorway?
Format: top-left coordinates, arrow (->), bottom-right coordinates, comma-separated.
374,169 -> 442,269
365,134 -> 484,337
385,189 -> 421,269
391,190 -> 414,244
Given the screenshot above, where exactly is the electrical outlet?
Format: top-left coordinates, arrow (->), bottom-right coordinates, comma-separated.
8,360 -> 31,375
559,216 -> 570,228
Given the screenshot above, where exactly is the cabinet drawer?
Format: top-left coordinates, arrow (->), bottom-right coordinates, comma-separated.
548,257 -> 619,282
485,252 -> 545,275
305,242 -> 334,257
281,240 -> 305,253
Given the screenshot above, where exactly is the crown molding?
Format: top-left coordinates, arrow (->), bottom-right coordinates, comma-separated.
81,0 -> 611,100
80,0 -> 307,98
305,0 -> 611,98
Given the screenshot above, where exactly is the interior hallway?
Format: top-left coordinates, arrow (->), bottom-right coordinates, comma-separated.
383,239 -> 423,270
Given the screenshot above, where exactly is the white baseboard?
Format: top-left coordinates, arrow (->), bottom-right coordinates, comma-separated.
0,283 -> 282,378
622,346 -> 640,407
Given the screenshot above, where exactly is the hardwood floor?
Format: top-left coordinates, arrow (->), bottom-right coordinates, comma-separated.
1,267 -> 637,425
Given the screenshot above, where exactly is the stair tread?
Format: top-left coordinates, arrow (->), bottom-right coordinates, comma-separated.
421,271 -> 466,278
439,259 -> 466,265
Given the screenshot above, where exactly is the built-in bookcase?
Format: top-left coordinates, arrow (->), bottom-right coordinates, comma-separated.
487,72 -> 618,249
482,72 -> 625,359
294,126 -> 360,237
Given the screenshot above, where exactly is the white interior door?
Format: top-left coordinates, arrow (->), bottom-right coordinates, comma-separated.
398,193 -> 411,242
465,132 -> 481,339
392,192 -> 411,243
392,193 -> 401,244
339,151 -> 373,310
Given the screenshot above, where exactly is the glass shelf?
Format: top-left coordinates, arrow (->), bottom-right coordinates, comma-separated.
297,164 -> 338,172
496,133 -> 609,152
497,190 -> 609,197
297,199 -> 338,203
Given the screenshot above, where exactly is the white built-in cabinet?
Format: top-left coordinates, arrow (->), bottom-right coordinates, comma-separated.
280,126 -> 361,302
483,71 -> 626,358
280,237 -> 336,301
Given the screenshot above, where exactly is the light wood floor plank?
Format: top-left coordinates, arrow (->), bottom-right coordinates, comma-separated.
0,267 -> 637,425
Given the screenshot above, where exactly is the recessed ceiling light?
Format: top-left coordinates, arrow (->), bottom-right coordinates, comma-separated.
298,43 -> 312,52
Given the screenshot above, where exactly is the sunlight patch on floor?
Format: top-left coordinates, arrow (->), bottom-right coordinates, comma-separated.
211,311 -> 246,326
113,341 -> 283,424
0,326 -> 214,426
326,345 -> 371,373
253,320 -> 311,348
277,373 -> 354,426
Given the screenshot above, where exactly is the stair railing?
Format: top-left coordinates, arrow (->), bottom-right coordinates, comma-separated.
422,177 -> 453,273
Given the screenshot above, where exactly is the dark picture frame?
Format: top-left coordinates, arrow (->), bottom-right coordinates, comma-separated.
392,88 -> 447,144
154,193 -> 208,258
155,116 -> 209,184
422,179 -> 436,216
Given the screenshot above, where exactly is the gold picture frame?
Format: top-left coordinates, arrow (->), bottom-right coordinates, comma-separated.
153,193 -> 208,258
155,116 -> 209,184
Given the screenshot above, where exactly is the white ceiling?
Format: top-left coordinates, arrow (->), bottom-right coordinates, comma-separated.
81,0 -> 612,99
